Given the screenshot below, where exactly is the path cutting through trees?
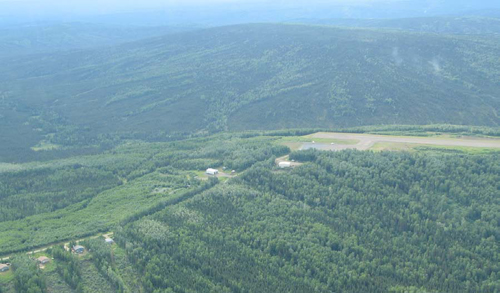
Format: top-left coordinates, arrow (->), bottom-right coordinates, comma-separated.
0,232 -> 113,262
306,132 -> 500,151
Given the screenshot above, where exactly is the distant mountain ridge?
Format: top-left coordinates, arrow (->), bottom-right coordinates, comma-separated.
291,16 -> 500,35
0,23 -> 200,57
0,23 -> 499,161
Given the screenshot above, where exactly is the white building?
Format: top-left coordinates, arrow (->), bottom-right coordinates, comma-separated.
206,168 -> 219,175
73,245 -> 85,254
278,162 -> 292,168
105,238 -> 114,244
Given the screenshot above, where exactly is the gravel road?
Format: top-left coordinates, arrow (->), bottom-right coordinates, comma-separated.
307,132 -> 500,151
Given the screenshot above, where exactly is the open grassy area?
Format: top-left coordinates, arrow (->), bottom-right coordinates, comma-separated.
0,268 -> 14,284
370,142 -> 500,154
278,136 -> 359,145
31,142 -> 62,152
414,145 -> 500,155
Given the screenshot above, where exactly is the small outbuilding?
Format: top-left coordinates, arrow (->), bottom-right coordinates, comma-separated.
105,238 -> 114,244
37,256 -> 51,264
0,264 -> 9,272
73,245 -> 85,254
278,162 -> 292,168
206,168 -> 219,175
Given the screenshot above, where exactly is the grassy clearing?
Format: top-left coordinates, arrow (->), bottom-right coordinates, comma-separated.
279,136 -> 359,145
0,163 -> 22,173
32,252 -> 57,273
45,270 -> 74,293
370,142 -> 416,152
414,145 -> 500,155
279,142 -> 304,151
0,171 -> 196,255
80,260 -> 114,293
0,268 -> 14,284
371,142 -> 500,154
31,141 -> 62,152
113,245 -> 143,292
277,135 -> 359,151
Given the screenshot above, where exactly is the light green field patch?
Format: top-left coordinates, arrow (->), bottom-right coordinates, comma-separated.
0,268 -> 14,284
31,141 -> 61,151
31,252 -> 56,273
370,142 -> 416,152
414,145 -> 500,155
0,163 -> 21,173
371,142 -> 500,154
280,142 -> 303,151
278,136 -> 359,145
0,171 -> 197,255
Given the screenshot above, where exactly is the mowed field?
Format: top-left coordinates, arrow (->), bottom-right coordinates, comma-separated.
283,132 -> 500,153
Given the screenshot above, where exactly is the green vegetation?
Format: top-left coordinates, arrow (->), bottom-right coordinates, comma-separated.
302,16 -> 500,35
278,136 -> 359,145
3,14 -> 500,293
0,134 -> 288,255
11,255 -> 47,293
113,149 -> 500,292
0,267 -> 14,285
0,23 -> 198,58
1,23 -> 500,162
81,238 -> 128,293
371,142 -> 500,154
0,130 -> 499,292
49,245 -> 83,292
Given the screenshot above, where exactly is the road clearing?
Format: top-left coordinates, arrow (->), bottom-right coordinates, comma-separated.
293,132 -> 500,152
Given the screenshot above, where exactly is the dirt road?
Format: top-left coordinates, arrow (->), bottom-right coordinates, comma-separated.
0,232 -> 113,262
307,132 -> 500,151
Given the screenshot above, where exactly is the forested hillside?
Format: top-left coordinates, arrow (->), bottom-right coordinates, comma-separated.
0,23 -> 198,57
0,133 -> 289,255
2,135 -> 498,292
113,149 -> 500,292
1,23 -> 500,162
298,16 -> 500,35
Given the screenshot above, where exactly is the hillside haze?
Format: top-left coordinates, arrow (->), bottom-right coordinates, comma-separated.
1,23 -> 500,161
295,16 -> 500,35
2,3 -> 500,292
0,23 -> 200,57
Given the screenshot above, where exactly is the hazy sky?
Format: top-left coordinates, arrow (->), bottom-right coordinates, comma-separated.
0,0 -> 406,13
1,0 -> 498,25
0,0 -> 410,20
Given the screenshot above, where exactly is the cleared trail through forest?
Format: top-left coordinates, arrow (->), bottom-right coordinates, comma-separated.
308,132 -> 500,150
0,232 -> 113,262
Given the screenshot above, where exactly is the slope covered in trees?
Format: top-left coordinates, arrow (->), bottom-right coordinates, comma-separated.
1,23 -> 500,162
0,23 -> 198,58
1,131 -> 499,292
0,134 -> 289,254
116,149 -> 500,293
298,16 -> 500,35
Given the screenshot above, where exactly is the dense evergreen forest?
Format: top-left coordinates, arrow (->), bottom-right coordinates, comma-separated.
0,23 -> 197,58
0,134 -> 289,255
300,16 -> 500,35
1,11 -> 500,293
1,130 -> 499,292
1,23 -> 500,162
115,150 -> 500,293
